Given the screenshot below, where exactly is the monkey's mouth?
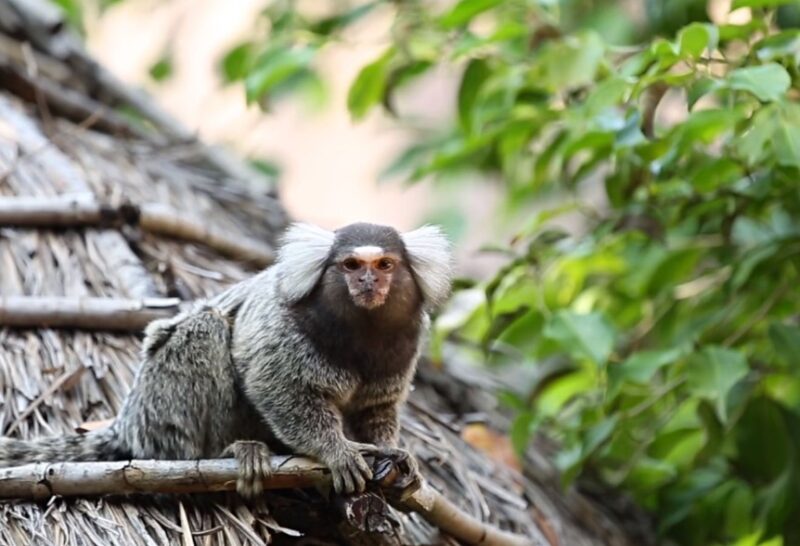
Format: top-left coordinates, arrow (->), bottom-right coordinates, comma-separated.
351,289 -> 388,310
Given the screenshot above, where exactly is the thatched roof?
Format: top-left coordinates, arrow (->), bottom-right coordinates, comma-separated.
0,2 -> 650,544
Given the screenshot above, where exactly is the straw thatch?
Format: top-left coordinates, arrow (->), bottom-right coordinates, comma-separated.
0,2 -> 653,544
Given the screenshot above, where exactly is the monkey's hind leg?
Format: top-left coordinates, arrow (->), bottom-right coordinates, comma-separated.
222,440 -> 273,498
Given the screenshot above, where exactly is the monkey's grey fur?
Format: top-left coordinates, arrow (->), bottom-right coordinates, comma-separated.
0,222 -> 452,497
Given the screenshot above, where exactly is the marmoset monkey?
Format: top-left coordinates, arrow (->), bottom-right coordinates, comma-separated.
0,222 -> 452,496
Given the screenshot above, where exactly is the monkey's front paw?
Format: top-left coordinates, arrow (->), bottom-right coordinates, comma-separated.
328,447 -> 373,495
222,441 -> 272,498
363,446 -> 421,493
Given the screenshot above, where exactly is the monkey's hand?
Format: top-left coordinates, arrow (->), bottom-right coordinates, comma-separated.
222,440 -> 273,498
359,445 -> 421,494
325,441 -> 374,495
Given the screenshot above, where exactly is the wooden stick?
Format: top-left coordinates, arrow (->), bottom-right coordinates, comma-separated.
0,194 -> 106,226
0,458 -> 536,546
0,296 -> 181,330
405,483 -> 537,546
0,196 -> 274,266
139,203 -> 274,267
0,457 -> 328,499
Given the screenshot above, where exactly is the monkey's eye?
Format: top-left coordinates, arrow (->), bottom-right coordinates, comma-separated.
377,258 -> 395,271
342,258 -> 361,271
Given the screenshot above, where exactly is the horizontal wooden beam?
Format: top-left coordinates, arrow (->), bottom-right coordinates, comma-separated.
0,195 -> 274,267
0,296 -> 181,330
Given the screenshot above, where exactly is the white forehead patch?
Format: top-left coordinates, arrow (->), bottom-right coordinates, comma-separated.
351,246 -> 385,260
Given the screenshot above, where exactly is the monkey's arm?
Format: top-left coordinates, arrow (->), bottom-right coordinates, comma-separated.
243,374 -> 373,494
348,400 -> 400,447
347,396 -> 421,486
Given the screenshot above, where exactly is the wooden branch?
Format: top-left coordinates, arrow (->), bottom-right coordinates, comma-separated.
0,196 -> 274,266
0,457 -> 328,499
139,203 -> 274,267
0,458 -> 536,546
641,82 -> 668,140
0,296 -> 181,330
0,194 -> 107,226
404,483 -> 537,546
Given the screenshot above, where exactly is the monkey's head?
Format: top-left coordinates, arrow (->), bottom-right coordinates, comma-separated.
275,222 -> 452,316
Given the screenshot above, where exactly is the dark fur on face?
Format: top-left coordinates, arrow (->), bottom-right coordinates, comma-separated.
329,223 -> 411,311
323,223 -> 421,316
291,223 -> 424,378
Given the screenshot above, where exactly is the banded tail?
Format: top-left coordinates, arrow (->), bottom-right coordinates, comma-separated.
0,427 -> 125,466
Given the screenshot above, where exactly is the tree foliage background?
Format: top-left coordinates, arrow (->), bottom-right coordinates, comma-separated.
59,0 -> 800,544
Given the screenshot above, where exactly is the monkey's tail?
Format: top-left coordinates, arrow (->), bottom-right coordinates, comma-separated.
0,426 -> 125,466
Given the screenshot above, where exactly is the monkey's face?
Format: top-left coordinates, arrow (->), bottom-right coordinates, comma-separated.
337,246 -> 399,310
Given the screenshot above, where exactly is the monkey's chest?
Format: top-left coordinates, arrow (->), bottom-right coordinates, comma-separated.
331,343 -> 415,381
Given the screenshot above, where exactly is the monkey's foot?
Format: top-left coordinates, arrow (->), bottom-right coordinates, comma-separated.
223,440 -> 272,498
361,446 -> 421,495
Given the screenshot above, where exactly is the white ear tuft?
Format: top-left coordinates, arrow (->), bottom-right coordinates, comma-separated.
401,225 -> 453,309
276,223 -> 335,303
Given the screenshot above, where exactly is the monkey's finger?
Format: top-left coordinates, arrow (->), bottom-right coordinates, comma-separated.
247,461 -> 264,496
352,469 -> 367,493
236,476 -> 253,498
340,469 -> 355,494
242,454 -> 255,483
256,452 -> 272,479
355,455 -> 373,480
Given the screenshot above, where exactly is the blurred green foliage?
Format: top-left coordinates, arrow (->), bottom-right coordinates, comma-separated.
228,1 -> 799,544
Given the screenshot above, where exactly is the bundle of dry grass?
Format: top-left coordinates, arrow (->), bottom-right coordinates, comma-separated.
0,2 -> 651,545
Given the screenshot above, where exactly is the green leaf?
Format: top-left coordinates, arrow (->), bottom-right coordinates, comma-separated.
735,397 -> 791,483
544,310 -> 617,366
52,0 -> 85,34
735,105 -> 775,165
458,58 -> 492,134
530,31 -> 605,91
497,310 -> 544,355
583,77 -> 630,118
773,102 -> 800,168
244,46 -> 316,105
726,63 -> 791,102
608,345 -> 689,398
537,367 -> 596,417
678,23 -> 719,59
221,42 -> 255,83
686,347 -> 749,423
347,48 -> 394,120
732,0 -> 798,8
557,416 -> 618,484
754,30 -> 800,62
439,0 -> 503,29
510,411 -> 538,453
626,457 -> 678,492
247,158 -> 281,180
491,266 -> 537,315
148,54 -> 173,83
769,323 -> 800,367
309,2 -> 377,35
687,77 -> 721,109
